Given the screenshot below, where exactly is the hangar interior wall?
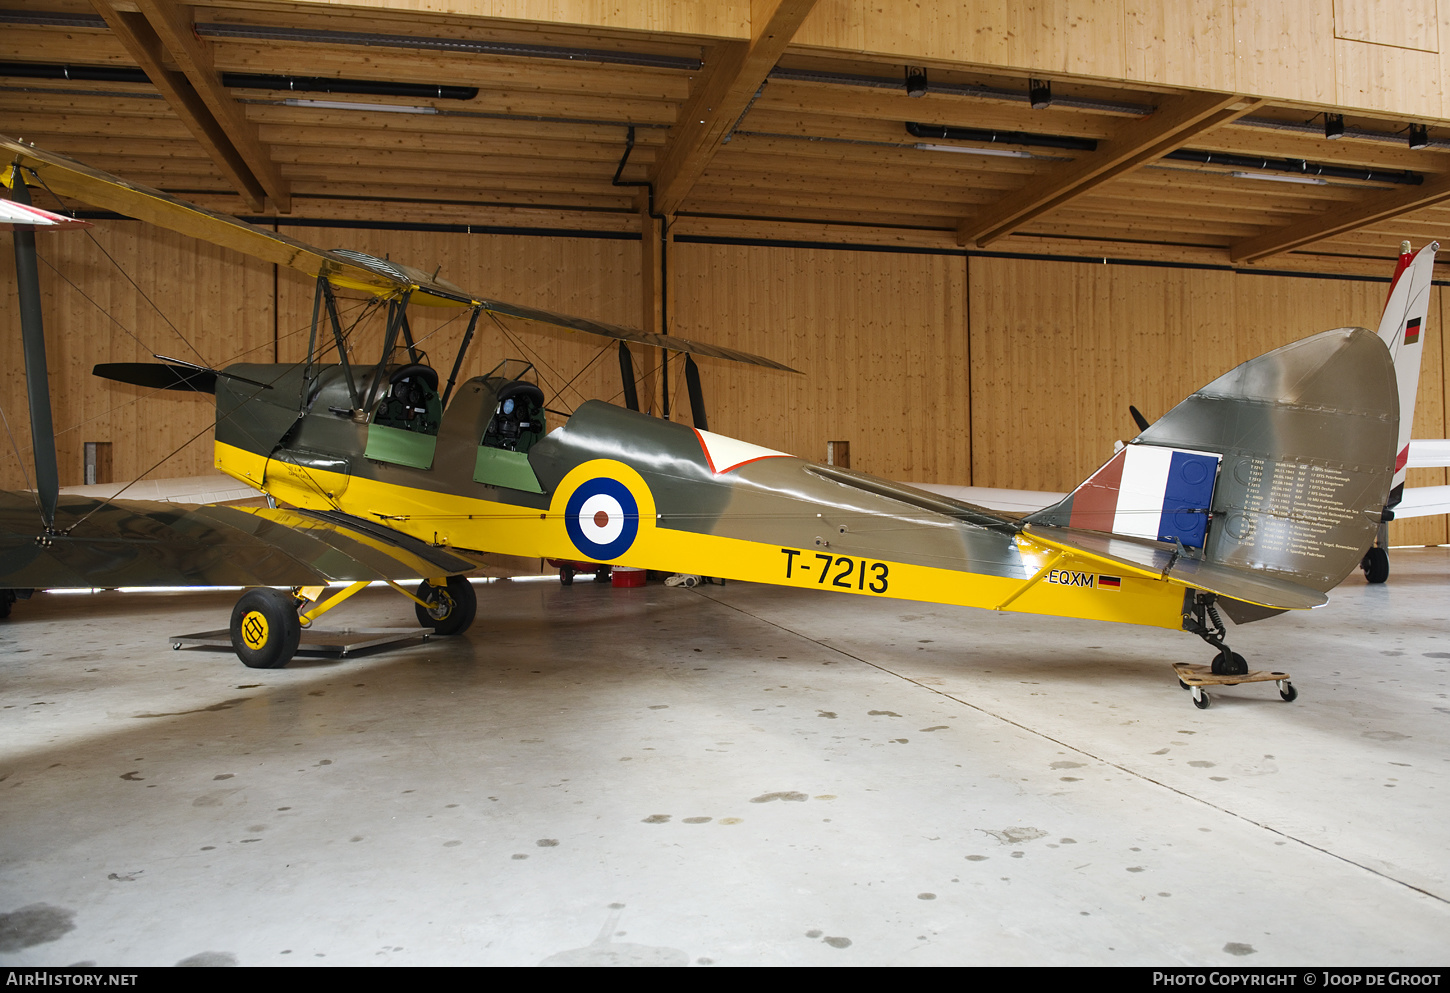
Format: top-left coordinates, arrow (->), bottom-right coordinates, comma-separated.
1,224 -> 1445,546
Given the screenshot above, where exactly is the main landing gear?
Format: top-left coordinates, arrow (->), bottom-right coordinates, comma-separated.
1177,591 -> 1296,710
225,575 -> 477,669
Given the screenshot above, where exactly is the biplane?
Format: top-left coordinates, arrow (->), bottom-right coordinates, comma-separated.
0,137 -> 1405,708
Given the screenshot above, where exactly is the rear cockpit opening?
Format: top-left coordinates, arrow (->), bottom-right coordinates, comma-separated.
476,360 -> 546,454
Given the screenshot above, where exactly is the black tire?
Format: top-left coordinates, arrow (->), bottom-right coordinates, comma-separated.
559,565 -> 574,587
1211,649 -> 1248,677
1193,691 -> 1211,710
415,576 -> 477,636
592,565 -> 612,584
1361,547 -> 1389,584
230,588 -> 302,669
1178,677 -> 1190,691
1280,683 -> 1298,703
0,590 -> 13,620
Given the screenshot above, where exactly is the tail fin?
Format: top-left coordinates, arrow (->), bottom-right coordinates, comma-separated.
1027,327 -> 1398,593
1376,241 -> 1438,505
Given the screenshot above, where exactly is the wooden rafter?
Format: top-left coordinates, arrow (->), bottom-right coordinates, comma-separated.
89,0 -> 289,213
650,0 -> 817,217
957,93 -> 1266,248
1230,176 -> 1450,262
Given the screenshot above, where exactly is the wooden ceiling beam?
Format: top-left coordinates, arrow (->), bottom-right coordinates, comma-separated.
651,0 -> 818,216
88,0 -> 275,212
957,93 -> 1266,248
129,0 -> 290,212
1229,173 -> 1450,262
86,0 -> 290,211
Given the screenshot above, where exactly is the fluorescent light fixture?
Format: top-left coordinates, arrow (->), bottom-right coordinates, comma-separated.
116,586 -> 244,593
284,98 -> 437,114
1230,171 -> 1327,185
915,142 -> 1032,158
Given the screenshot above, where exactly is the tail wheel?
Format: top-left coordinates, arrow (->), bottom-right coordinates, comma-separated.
1361,547 -> 1389,584
230,588 -> 302,669
1211,649 -> 1248,677
415,576 -> 477,636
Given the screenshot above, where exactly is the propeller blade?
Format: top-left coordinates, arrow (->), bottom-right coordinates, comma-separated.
684,354 -> 708,431
617,342 -> 640,412
1129,404 -> 1151,432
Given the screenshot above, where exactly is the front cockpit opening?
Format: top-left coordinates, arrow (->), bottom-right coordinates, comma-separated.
372,363 -> 441,437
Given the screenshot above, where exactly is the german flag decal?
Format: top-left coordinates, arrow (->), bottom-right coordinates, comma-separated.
1405,318 -> 1422,346
1097,575 -> 1122,591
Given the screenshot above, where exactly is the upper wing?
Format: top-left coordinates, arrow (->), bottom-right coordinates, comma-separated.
0,491 -> 482,589
1,135 -> 797,372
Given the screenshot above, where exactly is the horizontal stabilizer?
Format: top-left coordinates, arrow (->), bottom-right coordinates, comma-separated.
94,362 -> 218,393
1389,484 -> 1450,519
1407,438 -> 1450,469
1025,524 -> 1329,609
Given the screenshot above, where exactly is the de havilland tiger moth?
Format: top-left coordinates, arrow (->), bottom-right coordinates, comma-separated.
0,136 -> 1415,708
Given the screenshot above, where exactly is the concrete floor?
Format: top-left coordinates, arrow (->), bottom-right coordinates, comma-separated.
1,549 -> 1448,967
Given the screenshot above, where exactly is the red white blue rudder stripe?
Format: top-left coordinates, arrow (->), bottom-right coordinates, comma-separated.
1064,445 -> 1221,548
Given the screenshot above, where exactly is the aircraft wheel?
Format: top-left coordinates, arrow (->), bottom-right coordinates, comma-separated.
559,565 -> 574,587
1361,547 -> 1389,584
1192,689 -> 1211,710
230,588 -> 302,669
1211,649 -> 1247,677
592,565 -> 612,584
415,576 -> 477,636
0,590 -> 12,620
1279,681 -> 1298,703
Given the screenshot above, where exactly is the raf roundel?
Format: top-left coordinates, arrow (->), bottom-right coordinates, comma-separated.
564,477 -> 639,561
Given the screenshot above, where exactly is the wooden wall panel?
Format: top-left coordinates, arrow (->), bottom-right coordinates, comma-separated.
1334,37 -> 1444,118
669,243 -> 970,483
0,223 -> 273,491
1334,0 -> 1439,51
799,0 -> 1449,120
1232,0 -> 1339,104
1123,0 -> 1237,92
969,258 -> 1237,491
796,0 -> 1129,79
281,0 -> 750,38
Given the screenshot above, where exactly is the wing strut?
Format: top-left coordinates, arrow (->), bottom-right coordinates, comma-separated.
6,167 -> 60,530
360,292 -> 413,413
440,305 -> 484,408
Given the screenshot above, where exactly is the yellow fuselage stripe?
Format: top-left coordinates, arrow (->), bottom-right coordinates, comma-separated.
216,441 -> 1187,629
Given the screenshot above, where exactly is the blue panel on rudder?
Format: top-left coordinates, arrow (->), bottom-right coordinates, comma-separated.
1157,451 -> 1219,548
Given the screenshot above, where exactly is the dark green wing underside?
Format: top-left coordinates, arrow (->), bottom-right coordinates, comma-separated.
0,492 -> 482,588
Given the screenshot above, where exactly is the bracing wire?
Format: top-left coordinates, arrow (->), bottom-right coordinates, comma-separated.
32,170 -> 209,366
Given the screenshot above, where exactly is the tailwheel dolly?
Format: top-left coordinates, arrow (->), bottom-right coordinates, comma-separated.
1172,662 -> 1297,710
1178,591 -> 1297,709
